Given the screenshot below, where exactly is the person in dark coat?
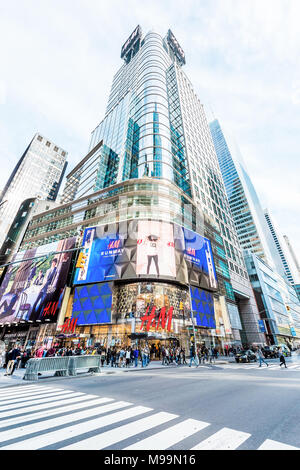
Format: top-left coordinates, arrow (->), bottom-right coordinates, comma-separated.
279,348 -> 287,368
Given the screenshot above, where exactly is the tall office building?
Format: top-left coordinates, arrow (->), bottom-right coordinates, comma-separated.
0,27 -> 265,351
209,119 -> 287,277
59,26 -> 263,346
210,118 -> 300,345
0,133 -> 68,250
264,210 -> 299,285
283,235 -> 300,280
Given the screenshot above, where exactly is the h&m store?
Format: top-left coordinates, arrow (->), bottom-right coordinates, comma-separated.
59,219 -> 235,352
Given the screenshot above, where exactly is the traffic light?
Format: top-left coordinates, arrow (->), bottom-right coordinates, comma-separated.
76,252 -> 87,269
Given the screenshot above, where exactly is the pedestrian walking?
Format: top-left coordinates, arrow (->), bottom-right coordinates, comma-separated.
119,347 -> 125,367
256,347 -> 269,367
4,345 -> 21,376
99,349 -> 106,367
133,347 -> 139,367
208,347 -> 215,364
161,346 -> 167,365
189,344 -> 199,367
165,347 -> 170,365
279,348 -> 287,368
125,348 -> 131,368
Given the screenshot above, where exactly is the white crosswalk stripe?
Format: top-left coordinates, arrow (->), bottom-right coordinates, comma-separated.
191,427 -> 251,450
0,385 -> 46,396
61,411 -> 178,450
258,439 -> 299,450
219,363 -> 300,371
2,405 -> 152,449
0,400 -> 131,444
124,418 -> 209,450
0,392 -> 85,419
0,387 -> 65,405
0,389 -> 76,413
0,395 -> 114,428
0,385 -> 298,450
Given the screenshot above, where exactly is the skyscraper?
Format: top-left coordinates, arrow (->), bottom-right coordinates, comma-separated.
0,27 -> 266,350
59,27 -> 264,346
283,235 -> 300,281
0,133 -> 68,250
264,209 -> 299,285
210,118 -> 300,345
209,119 -> 285,274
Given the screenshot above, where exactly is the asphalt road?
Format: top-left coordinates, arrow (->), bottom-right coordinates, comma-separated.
1,354 -> 300,450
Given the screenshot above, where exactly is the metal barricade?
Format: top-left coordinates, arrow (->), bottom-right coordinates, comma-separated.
23,355 -> 101,380
23,357 -> 70,381
68,355 -> 101,376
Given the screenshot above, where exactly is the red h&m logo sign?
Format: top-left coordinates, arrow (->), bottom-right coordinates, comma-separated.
108,239 -> 122,249
41,301 -> 59,317
140,306 -> 174,332
59,318 -> 78,334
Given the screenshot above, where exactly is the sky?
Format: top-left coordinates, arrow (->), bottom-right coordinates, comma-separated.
0,0 -> 299,263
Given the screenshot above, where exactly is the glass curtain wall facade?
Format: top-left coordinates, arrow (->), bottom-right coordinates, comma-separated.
264,209 -> 298,285
0,133 -> 67,251
87,31 -> 192,198
209,119 -> 273,264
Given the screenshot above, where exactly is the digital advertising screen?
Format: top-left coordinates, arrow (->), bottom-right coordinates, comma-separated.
0,237 -> 75,324
136,220 -> 176,278
74,220 -> 218,291
71,282 -> 113,325
180,227 -> 218,291
190,286 -> 216,328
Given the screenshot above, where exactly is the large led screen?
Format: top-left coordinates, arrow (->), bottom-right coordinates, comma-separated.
0,237 -> 75,323
190,286 -> 216,328
71,282 -> 113,325
136,220 -> 176,278
74,220 -> 218,291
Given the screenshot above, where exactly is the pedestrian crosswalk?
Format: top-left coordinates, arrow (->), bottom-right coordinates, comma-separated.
218,363 -> 300,371
0,384 -> 298,450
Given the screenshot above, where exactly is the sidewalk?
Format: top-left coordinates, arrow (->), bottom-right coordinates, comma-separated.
0,357 -> 231,388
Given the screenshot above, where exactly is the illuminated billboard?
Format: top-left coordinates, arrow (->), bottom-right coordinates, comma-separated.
74,220 -> 218,291
71,282 -> 113,325
136,220 -> 176,278
190,286 -> 216,328
0,237 -> 75,324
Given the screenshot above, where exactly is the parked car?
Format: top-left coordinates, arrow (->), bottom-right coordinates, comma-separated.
235,350 -> 257,363
261,346 -> 278,359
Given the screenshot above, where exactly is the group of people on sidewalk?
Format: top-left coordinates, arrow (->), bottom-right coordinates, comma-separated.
1,341 -> 293,377
189,345 -> 219,367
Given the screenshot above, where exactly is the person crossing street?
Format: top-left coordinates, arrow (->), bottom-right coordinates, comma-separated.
189,344 -> 199,367
279,348 -> 288,368
256,347 -> 269,367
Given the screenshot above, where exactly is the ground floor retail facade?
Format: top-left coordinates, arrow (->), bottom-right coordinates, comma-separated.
1,280 -> 284,353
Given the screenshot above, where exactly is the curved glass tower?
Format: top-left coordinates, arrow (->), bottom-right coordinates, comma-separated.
88,28 -> 191,197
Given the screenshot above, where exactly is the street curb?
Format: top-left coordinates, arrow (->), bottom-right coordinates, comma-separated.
0,360 -> 231,386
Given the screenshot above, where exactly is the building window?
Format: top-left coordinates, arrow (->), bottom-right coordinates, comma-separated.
62,151 -> 66,157
37,135 -> 43,142
54,146 -> 59,152
46,141 -> 51,147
